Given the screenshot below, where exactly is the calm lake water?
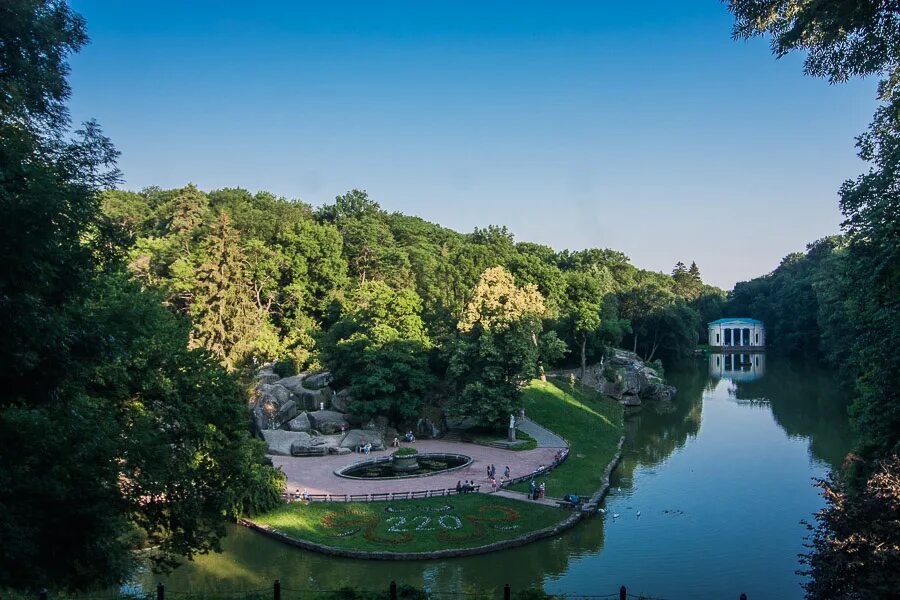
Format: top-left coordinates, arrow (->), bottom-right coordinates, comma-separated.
136,355 -> 853,599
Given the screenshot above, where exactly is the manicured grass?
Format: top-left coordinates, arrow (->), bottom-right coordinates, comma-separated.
251,494 -> 562,552
510,379 -> 623,498
462,427 -> 538,451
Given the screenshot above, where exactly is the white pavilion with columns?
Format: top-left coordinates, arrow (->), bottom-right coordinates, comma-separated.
708,318 -> 765,349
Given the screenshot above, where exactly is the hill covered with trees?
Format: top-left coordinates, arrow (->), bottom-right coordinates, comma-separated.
101,185 -> 725,423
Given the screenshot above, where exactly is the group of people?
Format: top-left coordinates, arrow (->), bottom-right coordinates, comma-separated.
485,464 -> 512,491
528,479 -> 546,500
355,442 -> 372,454
390,431 -> 416,447
286,488 -> 310,502
456,480 -> 477,494
486,464 -> 511,480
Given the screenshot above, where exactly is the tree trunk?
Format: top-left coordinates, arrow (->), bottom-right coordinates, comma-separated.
580,335 -> 587,381
633,333 -> 638,354
646,331 -> 660,362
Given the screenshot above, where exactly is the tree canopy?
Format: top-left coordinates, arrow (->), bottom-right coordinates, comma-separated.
0,1 -> 283,590
727,2 -> 899,596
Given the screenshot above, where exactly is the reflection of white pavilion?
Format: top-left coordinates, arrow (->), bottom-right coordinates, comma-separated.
709,352 -> 765,382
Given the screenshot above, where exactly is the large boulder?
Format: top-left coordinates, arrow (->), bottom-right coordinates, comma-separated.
286,412 -> 312,432
262,430 -> 309,456
339,429 -> 385,451
257,383 -> 292,405
416,417 -> 441,439
292,434 -> 343,456
290,433 -> 326,456
253,383 -> 299,429
640,382 -> 677,403
277,375 -> 307,394
256,368 -> 280,385
251,406 -> 267,433
305,372 -> 333,389
620,368 -> 648,396
308,410 -> 349,434
331,388 -> 352,412
276,399 -> 299,423
299,388 -> 335,412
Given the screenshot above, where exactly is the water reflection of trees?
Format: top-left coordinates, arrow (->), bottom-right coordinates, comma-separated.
733,359 -> 854,469
142,515 -> 607,596
613,361 -> 706,490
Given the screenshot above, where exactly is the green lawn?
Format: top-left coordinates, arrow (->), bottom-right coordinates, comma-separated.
461,427 -> 538,451
510,378 -> 623,498
251,494 -> 563,552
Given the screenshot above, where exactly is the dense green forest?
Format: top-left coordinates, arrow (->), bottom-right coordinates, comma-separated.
100,185 -> 724,415
0,1 -> 283,590
727,1 -> 899,597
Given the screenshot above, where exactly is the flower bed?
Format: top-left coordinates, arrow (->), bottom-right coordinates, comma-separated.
252,494 -> 562,552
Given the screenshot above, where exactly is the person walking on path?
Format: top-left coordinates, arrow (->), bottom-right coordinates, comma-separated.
504,465 -> 510,480
529,479 -> 537,500
539,482 -> 546,499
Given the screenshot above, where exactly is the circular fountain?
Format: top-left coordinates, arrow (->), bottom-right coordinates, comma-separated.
335,451 -> 472,480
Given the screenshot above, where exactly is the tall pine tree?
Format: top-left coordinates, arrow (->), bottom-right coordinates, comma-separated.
191,213 -> 261,371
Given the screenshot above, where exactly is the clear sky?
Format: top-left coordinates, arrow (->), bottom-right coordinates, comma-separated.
67,1 -> 878,289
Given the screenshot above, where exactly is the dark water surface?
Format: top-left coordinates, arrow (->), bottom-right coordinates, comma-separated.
137,355 -> 852,599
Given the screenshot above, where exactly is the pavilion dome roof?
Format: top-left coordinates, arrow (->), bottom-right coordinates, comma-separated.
708,317 -> 764,325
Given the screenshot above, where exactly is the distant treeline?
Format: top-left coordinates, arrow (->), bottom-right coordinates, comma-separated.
103,185 -> 726,374
725,229 -> 898,464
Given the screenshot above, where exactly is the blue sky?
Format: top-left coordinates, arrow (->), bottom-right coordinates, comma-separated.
68,1 -> 878,289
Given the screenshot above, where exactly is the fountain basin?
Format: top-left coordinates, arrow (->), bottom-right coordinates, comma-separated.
335,453 -> 473,480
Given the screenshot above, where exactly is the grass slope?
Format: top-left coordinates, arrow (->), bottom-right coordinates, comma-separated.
252,494 -> 562,552
462,427 -> 538,450
511,378 -> 623,498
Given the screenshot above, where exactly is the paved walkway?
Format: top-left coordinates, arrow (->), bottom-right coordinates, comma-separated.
517,417 -> 567,448
272,440 -> 559,497
493,489 -> 559,507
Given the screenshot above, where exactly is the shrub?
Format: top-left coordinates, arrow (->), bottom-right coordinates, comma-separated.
272,357 -> 297,378
603,365 -> 618,382
393,447 -> 418,457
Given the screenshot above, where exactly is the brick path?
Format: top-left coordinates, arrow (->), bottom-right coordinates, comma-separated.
272,440 -> 559,496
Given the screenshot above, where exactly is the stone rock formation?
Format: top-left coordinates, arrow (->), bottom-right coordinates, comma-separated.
551,349 -> 677,408
286,412 -> 312,432
308,410 -> 350,434
339,429 -> 386,451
